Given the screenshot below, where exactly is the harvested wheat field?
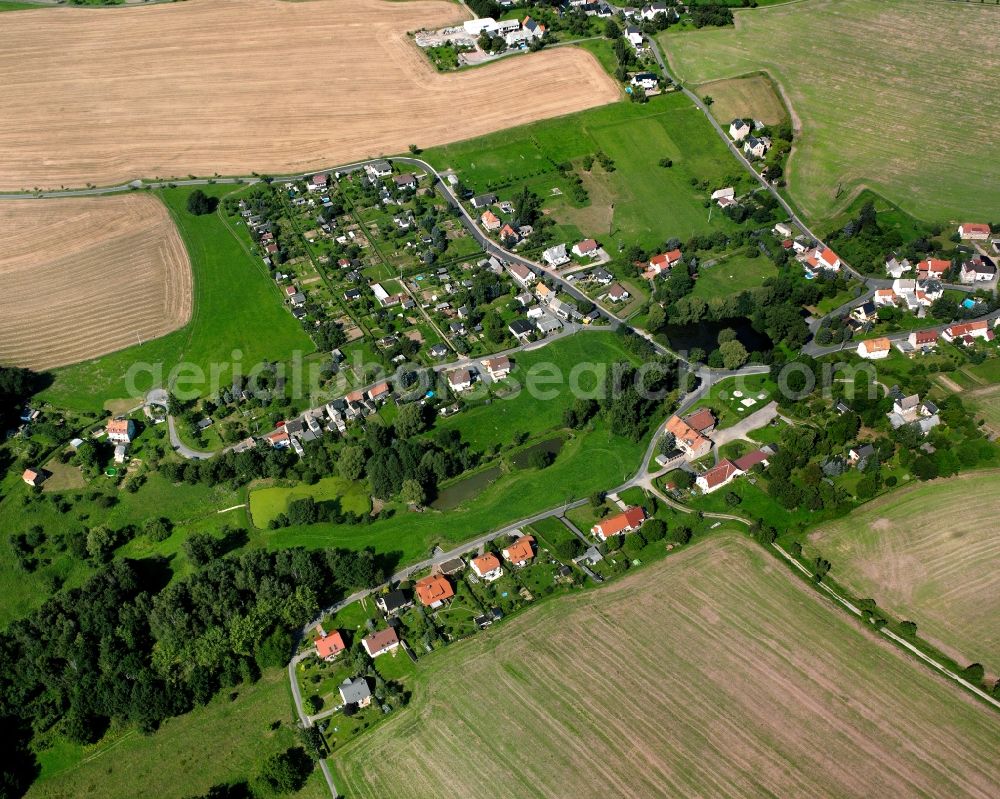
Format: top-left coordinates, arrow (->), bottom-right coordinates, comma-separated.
698,74 -> 788,127
334,536 -> 1000,799
0,195 -> 191,369
808,470 -> 1000,672
0,0 -> 618,190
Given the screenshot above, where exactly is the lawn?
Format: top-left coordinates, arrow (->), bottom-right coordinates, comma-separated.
37,185 -> 314,412
686,372 -> 776,429
27,668 -> 327,799
661,0 -> 999,223
423,94 -> 745,250
804,470 -> 1000,673
267,333 -> 650,566
249,476 -> 372,528
691,252 -> 778,301
332,535 -> 1000,798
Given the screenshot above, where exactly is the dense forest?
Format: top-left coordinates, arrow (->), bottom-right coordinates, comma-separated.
0,546 -> 381,796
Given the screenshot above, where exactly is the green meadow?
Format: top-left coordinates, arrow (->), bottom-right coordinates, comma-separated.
661,0 -> 999,222
38,185 -> 314,412
249,476 -> 372,528
424,94 -> 746,250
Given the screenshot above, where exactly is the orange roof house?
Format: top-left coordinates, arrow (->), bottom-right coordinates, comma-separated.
481,210 -> 501,231
470,553 -> 503,582
502,535 -> 535,567
856,337 -> 891,359
958,223 -> 991,240
591,506 -> 646,542
665,413 -> 712,459
368,382 -> 390,401
414,574 -> 455,608
315,629 -> 346,660
22,468 -> 44,487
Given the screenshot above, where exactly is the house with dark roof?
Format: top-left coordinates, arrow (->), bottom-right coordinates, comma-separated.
376,589 -> 412,617
339,677 -> 372,708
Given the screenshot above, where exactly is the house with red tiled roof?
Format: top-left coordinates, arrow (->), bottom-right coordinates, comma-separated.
106,418 -> 135,444
414,574 -> 454,608
942,320 -> 989,343
470,553 -> 503,582
591,506 -> 646,542
481,210 -> 501,232
22,468 -> 44,487
361,627 -> 400,658
499,223 -> 519,243
315,628 -> 346,661
502,535 -> 535,567
696,459 -> 743,494
368,382 -> 390,402
665,411 -> 714,459
572,239 -> 599,257
647,249 -> 682,277
733,449 -> 770,472
958,223 -> 991,241
916,258 -> 950,280
908,329 -> 939,349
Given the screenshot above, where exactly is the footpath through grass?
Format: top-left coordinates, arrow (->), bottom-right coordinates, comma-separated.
38,185 -> 314,412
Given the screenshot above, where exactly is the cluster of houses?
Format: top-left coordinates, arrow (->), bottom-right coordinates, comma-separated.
258,381 -> 390,456
657,408 -> 774,494
728,118 -> 772,160
461,15 -> 547,49
444,354 -> 512,394
857,318 -> 997,360
312,533 -> 540,677
885,251 -> 996,287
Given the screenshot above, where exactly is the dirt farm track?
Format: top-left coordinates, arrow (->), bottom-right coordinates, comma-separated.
0,195 -> 192,370
0,0 -> 619,190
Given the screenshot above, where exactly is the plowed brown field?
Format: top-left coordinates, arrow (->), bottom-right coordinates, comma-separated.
0,195 -> 192,369
334,536 -> 1000,799
0,0 -> 619,190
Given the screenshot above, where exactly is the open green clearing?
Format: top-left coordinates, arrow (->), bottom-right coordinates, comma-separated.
424,94 -> 745,250
249,476 -> 371,528
691,251 -> 778,301
661,0 -> 1000,222
38,185 -> 314,412
805,471 -> 1000,672
268,333 -> 649,565
333,535 -> 1000,798
27,668 -> 328,799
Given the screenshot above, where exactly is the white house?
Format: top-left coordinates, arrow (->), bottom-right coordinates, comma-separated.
630,72 -> 659,91
711,187 -> 735,202
542,244 -> 570,267
960,256 -> 997,283
572,239 -> 599,257
743,135 -> 771,159
470,553 -> 503,582
482,355 -> 511,380
885,255 -> 912,279
857,337 -> 891,360
696,460 -> 743,494
607,283 -> 630,302
507,263 -> 537,288
625,25 -> 644,48
958,223 -> 990,241
729,119 -> 751,141
448,368 -> 474,392
106,418 -> 135,444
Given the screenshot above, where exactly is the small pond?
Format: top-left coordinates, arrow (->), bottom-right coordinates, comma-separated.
511,436 -> 566,469
430,465 -> 502,511
662,317 -> 773,354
